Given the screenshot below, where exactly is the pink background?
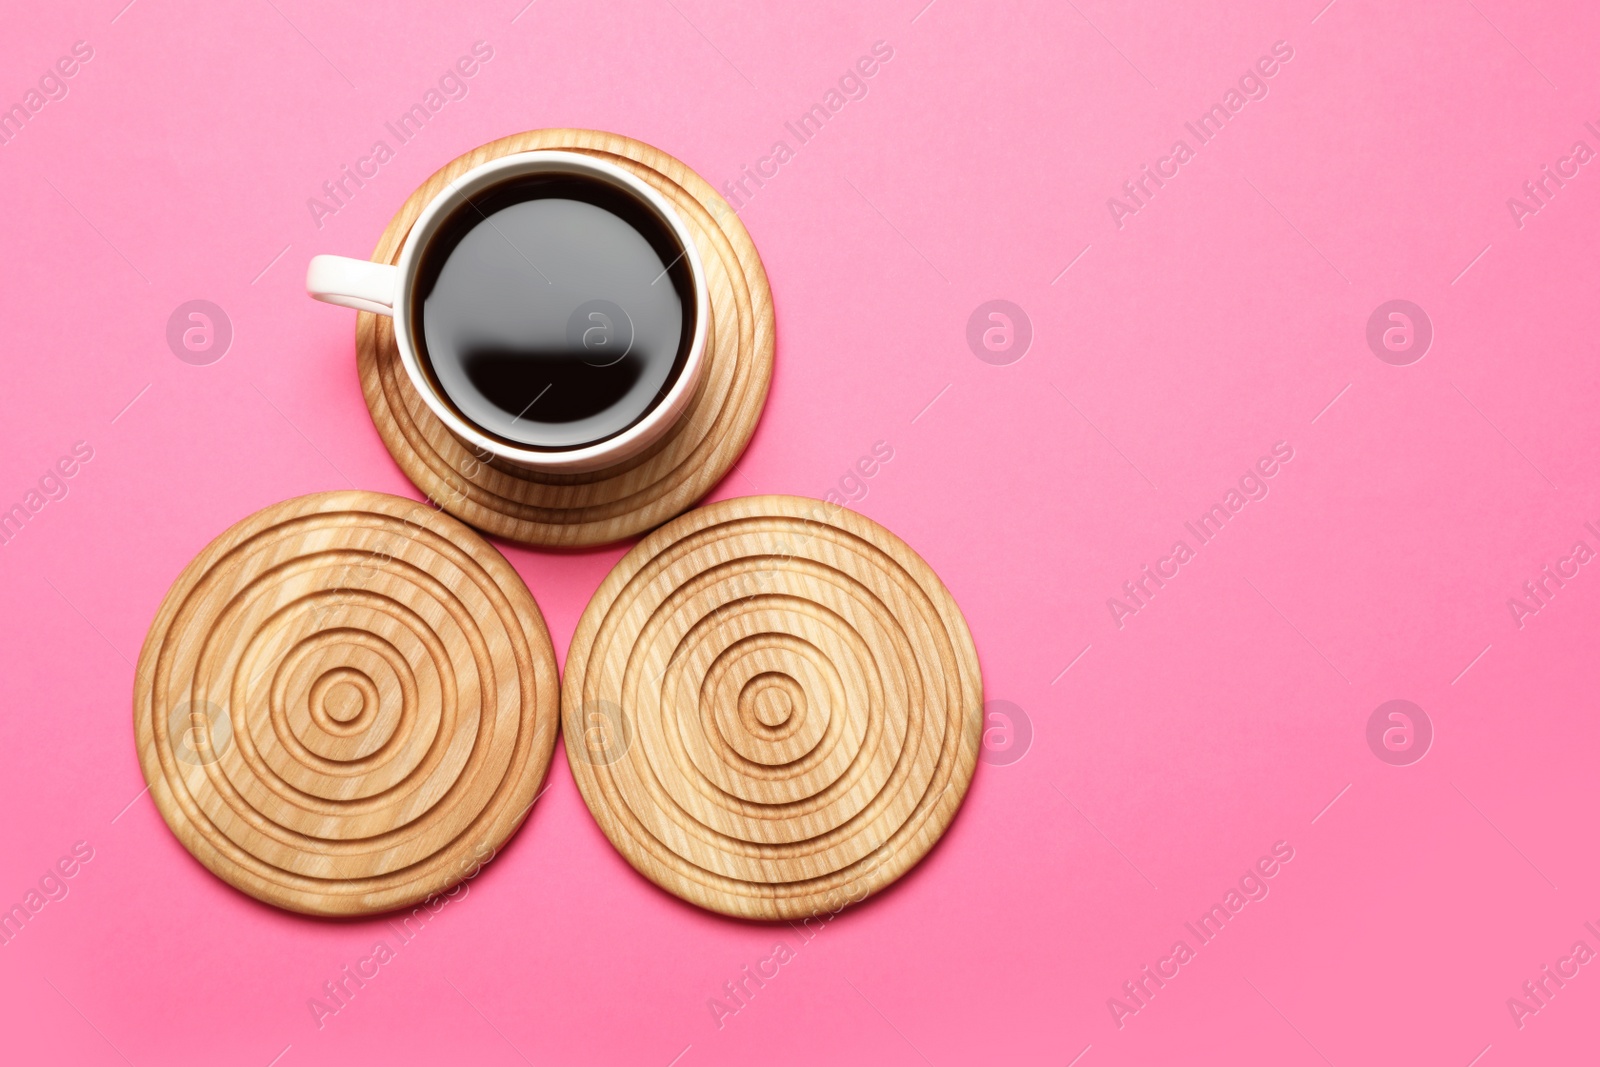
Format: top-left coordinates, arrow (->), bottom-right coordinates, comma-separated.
2,0 -> 1597,1063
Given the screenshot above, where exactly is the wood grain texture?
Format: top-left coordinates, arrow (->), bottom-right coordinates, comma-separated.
357,128 -> 774,548
133,491 -> 559,916
562,495 -> 983,920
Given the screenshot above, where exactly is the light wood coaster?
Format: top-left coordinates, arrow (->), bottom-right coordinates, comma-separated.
562,495 -> 983,920
357,129 -> 774,548
133,491 -> 559,916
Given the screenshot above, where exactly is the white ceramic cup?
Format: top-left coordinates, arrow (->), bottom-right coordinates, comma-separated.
306,150 -> 709,475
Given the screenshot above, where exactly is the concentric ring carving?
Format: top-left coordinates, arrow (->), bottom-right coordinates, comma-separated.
562,495 -> 982,920
133,491 -> 559,915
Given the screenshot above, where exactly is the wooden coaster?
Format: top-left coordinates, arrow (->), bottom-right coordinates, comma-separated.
562,496 -> 983,920
357,129 -> 774,548
133,491 -> 560,916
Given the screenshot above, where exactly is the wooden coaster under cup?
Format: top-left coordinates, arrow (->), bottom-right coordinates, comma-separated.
357,129 -> 775,548
562,496 -> 983,920
133,491 -> 560,916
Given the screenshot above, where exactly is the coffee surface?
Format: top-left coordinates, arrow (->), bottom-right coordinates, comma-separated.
414,175 -> 691,450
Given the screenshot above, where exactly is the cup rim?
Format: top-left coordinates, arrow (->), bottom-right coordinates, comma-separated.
391,149 -> 710,475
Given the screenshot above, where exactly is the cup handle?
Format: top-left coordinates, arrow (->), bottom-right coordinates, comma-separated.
306,255 -> 399,317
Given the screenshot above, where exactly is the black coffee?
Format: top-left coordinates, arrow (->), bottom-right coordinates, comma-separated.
412,174 -> 694,451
